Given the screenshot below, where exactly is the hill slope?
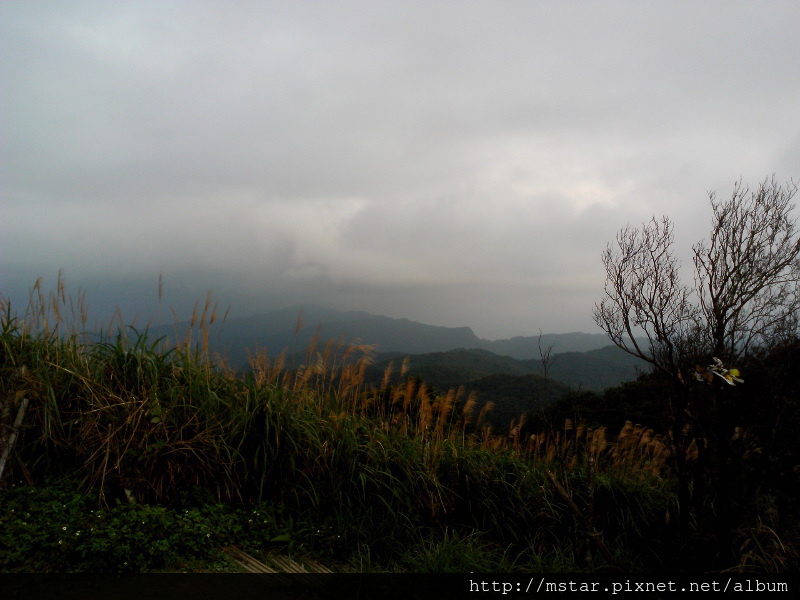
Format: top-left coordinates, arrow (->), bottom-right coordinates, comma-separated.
368,346 -> 648,393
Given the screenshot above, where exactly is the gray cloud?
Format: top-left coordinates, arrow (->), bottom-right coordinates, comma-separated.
3,1 -> 799,339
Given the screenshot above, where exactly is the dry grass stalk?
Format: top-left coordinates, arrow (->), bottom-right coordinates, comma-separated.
475,401 -> 493,431
520,420 -> 669,478
461,391 -> 477,430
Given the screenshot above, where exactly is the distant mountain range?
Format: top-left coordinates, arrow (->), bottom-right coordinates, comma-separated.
148,304 -> 651,433
159,303 -> 615,358
154,304 -> 648,389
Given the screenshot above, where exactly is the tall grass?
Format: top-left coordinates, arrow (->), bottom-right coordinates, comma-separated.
1,279 -> 682,571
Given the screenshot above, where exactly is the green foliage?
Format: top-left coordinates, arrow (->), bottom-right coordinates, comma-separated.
0,483 -> 207,571
0,479 -> 311,573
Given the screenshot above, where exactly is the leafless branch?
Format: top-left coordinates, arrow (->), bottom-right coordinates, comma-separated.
595,176 -> 799,378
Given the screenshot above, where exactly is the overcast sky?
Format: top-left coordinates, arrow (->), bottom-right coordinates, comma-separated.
2,1 -> 799,339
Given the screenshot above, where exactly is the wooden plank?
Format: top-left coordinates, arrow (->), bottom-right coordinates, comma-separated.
223,547 -> 333,574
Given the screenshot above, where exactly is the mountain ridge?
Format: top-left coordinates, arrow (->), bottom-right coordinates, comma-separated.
166,304 -> 622,364
366,345 -> 647,394
152,304 -> 648,393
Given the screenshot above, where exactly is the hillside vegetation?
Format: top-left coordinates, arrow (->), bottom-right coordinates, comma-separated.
1,284 -> 798,573
364,345 -> 647,393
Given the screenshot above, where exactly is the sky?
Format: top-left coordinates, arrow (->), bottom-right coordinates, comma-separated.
2,1 -> 799,340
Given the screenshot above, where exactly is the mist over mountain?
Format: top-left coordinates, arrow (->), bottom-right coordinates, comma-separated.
151,305 -> 648,394
160,304 -> 627,368
170,304 -> 480,367
485,333 -> 620,358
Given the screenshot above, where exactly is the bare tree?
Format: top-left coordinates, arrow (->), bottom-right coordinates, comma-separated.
694,177 -> 800,360
594,176 -> 799,379
593,215 -> 701,379
593,175 -> 800,555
